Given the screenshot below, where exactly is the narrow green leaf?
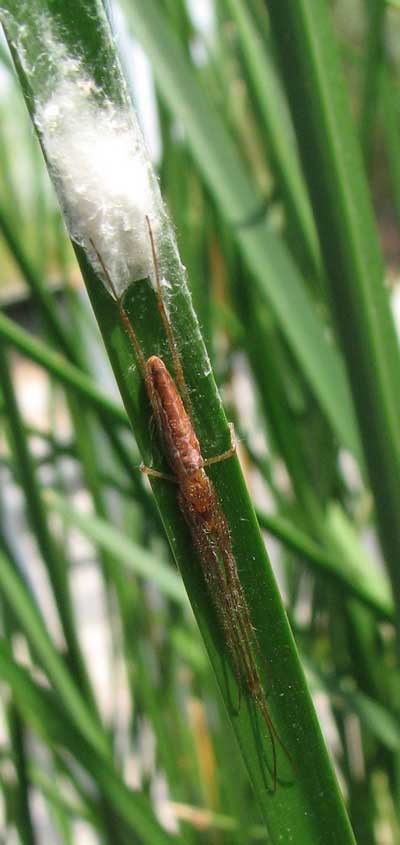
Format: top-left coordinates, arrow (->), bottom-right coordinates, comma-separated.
266,0 -> 400,620
341,689 -> 400,752
257,508 -> 394,620
381,66 -> 400,229
0,547 -> 108,759
0,340 -> 97,710
305,659 -> 400,752
43,489 -> 187,605
0,312 -> 128,426
0,643 -> 174,844
0,199 -> 139,484
359,0 -> 386,165
224,0 -> 320,279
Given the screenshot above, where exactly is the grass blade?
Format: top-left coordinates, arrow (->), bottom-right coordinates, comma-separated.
0,546 -> 107,758
0,641 -> 173,844
0,341 -> 96,708
257,509 -> 394,620
267,0 -> 400,622
43,489 -> 187,605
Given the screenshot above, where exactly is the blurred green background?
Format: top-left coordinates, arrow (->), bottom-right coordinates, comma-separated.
0,1 -> 400,843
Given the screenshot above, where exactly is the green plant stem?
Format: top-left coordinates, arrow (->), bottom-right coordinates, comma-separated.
224,0 -> 321,281
6,707 -> 37,845
0,340 -> 97,712
0,561 -> 37,845
360,0 -> 387,166
0,546 -> 107,757
0,311 -> 127,424
257,509 -> 393,620
43,489 -> 186,605
381,65 -> 400,230
0,638 -> 172,844
0,203 -> 73,357
266,0 -> 400,626
0,205 -> 140,486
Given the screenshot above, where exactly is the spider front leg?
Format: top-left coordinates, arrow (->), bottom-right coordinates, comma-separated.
203,423 -> 236,468
140,463 -> 177,483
